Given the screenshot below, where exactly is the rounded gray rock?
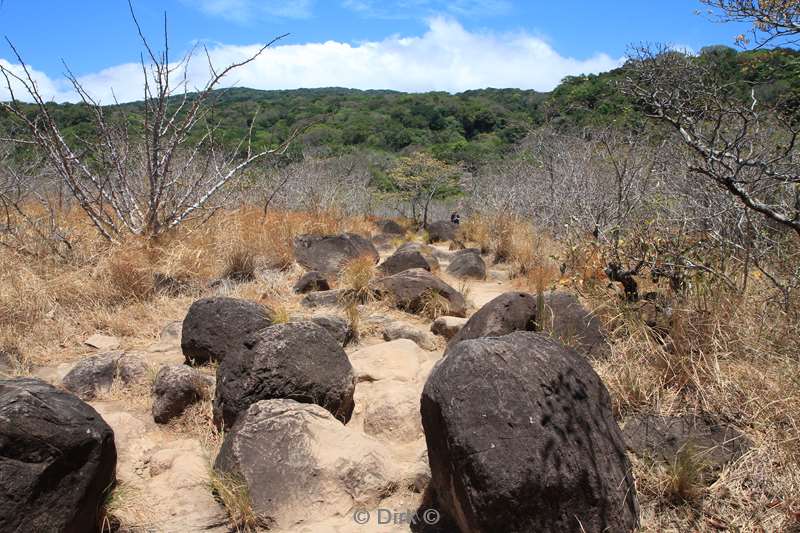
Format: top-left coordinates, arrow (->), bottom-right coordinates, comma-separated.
212,321 -> 356,429
421,332 -> 639,533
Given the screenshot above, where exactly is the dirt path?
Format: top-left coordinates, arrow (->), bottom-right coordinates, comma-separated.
28,242 -> 515,532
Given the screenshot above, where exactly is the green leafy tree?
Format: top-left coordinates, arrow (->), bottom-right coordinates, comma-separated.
388,152 -> 461,228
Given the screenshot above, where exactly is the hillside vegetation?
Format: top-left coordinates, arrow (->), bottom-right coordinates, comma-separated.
2,45 -> 798,171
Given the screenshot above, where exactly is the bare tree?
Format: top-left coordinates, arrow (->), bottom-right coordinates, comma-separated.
263,154 -> 374,215
624,44 -> 800,237
0,2 -> 296,240
0,148 -> 72,257
701,0 -> 800,47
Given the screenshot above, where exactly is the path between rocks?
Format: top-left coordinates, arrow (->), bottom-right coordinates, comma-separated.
29,241 -> 516,532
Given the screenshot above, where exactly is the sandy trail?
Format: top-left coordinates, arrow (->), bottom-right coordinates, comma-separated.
28,241 -> 514,532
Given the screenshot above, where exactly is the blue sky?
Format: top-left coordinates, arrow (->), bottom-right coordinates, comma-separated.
0,0 -> 752,102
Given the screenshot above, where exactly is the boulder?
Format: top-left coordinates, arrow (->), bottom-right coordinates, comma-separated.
454,247 -> 482,256
300,289 -> 345,308
623,413 -> 751,470
293,271 -> 331,294
62,351 -> 149,400
84,333 -> 120,351
214,399 -> 398,530
348,339 -> 427,383
372,268 -> 467,318
213,321 -> 355,429
396,242 -> 430,254
426,221 -> 457,243
379,251 -> 434,276
147,320 -> 183,354
449,291 -> 537,345
293,233 -> 379,276
421,332 -> 639,533
543,292 -> 607,357
354,380 -> 424,444
310,314 -> 353,346
430,316 -> 468,340
159,320 -> 182,344
446,249 -> 486,280
371,234 -> 396,251
181,297 -> 273,365
0,378 -> 117,533
395,243 -> 442,270
152,365 -> 213,424
375,219 -> 405,235
383,322 -> 437,351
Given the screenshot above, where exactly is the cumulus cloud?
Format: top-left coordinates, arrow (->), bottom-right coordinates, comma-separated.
0,18 -> 623,104
180,0 -> 313,22
343,0 -> 512,19
0,58 -> 75,103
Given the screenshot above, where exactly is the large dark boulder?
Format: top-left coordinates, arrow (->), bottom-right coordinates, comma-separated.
623,413 -> 751,470
375,219 -> 405,235
181,297 -> 274,366
372,268 -> 467,318
426,221 -> 458,243
371,234 -> 396,252
310,315 -> 353,346
378,250 -> 434,276
293,233 -> 379,276
395,243 -> 441,269
293,271 -> 330,294
213,321 -> 356,430
449,291 -> 537,345
62,351 -> 149,400
446,249 -> 486,280
543,292 -> 607,357
151,365 -> 213,424
421,332 -> 639,533
0,378 -> 117,533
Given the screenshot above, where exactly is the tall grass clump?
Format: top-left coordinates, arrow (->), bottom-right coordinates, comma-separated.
338,255 -> 377,306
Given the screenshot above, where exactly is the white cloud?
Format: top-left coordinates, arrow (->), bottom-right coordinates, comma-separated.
0,58 -> 75,103
180,0 -> 314,22
0,18 -> 624,104
343,0 -> 512,19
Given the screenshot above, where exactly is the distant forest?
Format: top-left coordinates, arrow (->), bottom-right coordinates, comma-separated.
2,45 -> 798,169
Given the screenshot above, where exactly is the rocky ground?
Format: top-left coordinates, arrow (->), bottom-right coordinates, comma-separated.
22,239 -> 518,532
2,224 -> 758,532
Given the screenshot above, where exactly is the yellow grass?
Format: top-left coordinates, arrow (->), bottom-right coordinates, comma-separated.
3,204 -> 799,532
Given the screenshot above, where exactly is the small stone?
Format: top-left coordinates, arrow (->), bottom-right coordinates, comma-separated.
430,316 -> 468,340
84,333 -> 120,351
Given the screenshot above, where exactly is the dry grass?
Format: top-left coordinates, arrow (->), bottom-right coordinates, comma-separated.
460,212 -> 800,531
338,255 -> 377,306
455,278 -> 473,307
4,203 -> 800,532
343,302 -> 361,344
587,275 -> 800,531
0,207 -> 358,367
94,363 -> 160,410
208,470 -> 264,532
101,481 -> 154,533
416,288 -> 451,319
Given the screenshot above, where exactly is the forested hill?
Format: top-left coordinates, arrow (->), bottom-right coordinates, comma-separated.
2,45 -> 798,167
